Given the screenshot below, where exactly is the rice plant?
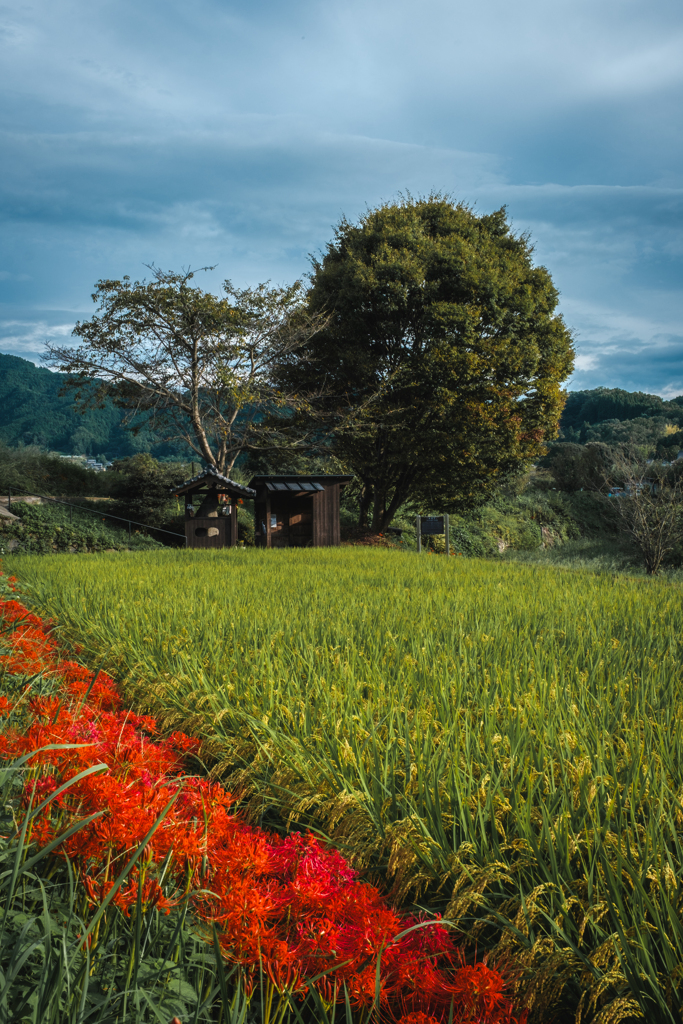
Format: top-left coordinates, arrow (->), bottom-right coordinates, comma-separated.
9,546 -> 683,1021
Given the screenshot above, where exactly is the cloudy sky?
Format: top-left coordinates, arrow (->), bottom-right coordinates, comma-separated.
1,0 -> 682,396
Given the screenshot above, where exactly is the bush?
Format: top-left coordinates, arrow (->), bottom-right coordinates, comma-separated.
0,501 -> 163,554
0,443 -> 107,496
545,441 -> 613,492
237,503 -> 255,545
107,454 -> 190,525
435,490 -> 612,558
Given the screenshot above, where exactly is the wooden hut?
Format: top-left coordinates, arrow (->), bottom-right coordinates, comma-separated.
172,466 -> 256,549
248,475 -> 353,548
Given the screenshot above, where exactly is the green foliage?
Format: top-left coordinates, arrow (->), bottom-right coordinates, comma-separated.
559,489 -> 619,536
0,353 -> 185,460
0,501 -> 163,554
584,416 -> 674,459
0,442 -> 109,497
656,428 -> 683,459
288,196 -> 574,532
444,490 -> 601,557
544,441 -> 614,492
236,504 -> 255,546
47,269 -> 326,476
560,386 -> 683,435
0,353 -> 123,455
107,453 -> 190,527
12,548 -> 683,1022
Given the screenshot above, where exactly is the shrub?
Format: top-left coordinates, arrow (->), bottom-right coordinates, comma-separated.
0,501 -> 163,553
0,442 -> 107,497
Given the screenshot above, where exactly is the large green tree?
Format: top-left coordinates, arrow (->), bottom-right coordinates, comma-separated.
284,196 -> 575,531
46,268 -> 327,476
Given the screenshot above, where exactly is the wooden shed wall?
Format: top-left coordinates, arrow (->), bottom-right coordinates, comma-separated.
253,482 -> 341,547
184,508 -> 238,549
185,517 -> 227,549
312,483 -> 340,546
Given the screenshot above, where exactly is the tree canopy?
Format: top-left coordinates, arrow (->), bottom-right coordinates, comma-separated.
46,268 -> 327,476
282,196 -> 575,531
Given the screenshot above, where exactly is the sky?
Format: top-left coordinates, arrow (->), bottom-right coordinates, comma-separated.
1,0 -> 682,397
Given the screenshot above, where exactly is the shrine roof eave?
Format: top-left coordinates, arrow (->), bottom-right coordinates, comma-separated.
171,465 -> 256,499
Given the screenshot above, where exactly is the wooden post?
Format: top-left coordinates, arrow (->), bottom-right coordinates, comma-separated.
444,514 -> 450,557
230,503 -> 238,546
415,515 -> 421,553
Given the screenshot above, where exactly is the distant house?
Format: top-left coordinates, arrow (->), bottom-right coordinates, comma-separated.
607,480 -> 659,499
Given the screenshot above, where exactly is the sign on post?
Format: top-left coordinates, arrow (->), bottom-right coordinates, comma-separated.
421,516 -> 444,535
415,514 -> 450,555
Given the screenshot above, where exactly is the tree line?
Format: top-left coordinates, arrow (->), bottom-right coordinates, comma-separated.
46,195 -> 574,534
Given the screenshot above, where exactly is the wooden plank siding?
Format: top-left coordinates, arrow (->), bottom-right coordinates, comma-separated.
185,517 -> 228,549
312,484 -> 340,546
249,475 -> 351,548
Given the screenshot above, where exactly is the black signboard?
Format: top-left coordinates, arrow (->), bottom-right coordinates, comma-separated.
421,516 -> 445,535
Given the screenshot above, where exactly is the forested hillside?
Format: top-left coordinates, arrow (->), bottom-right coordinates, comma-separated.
560,386 -> 683,455
0,353 -> 186,460
2,351 -> 683,478
561,387 -> 683,428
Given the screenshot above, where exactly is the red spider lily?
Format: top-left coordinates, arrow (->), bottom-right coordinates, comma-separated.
84,871 -> 177,917
0,567 -> 525,1024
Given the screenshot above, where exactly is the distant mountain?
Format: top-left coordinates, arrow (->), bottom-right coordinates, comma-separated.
3,353 -> 683,460
0,353 -> 183,460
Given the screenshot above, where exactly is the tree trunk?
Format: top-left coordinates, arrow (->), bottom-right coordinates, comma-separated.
371,468 -> 417,533
358,482 -> 374,529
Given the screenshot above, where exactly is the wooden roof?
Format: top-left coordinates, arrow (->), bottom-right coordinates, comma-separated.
171,465 -> 256,499
248,474 -> 353,493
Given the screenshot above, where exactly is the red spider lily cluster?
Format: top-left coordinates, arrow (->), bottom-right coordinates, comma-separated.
0,570 -> 525,1024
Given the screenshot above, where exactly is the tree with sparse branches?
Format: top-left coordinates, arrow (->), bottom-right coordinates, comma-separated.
607,459 -> 683,575
45,267 -> 329,476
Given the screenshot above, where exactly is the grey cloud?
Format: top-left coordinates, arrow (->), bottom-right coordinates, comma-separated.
0,0 -> 682,397
569,334 -> 683,396
0,315 -> 76,366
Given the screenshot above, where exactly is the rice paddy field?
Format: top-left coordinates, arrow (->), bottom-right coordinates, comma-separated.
8,547 -> 683,1023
